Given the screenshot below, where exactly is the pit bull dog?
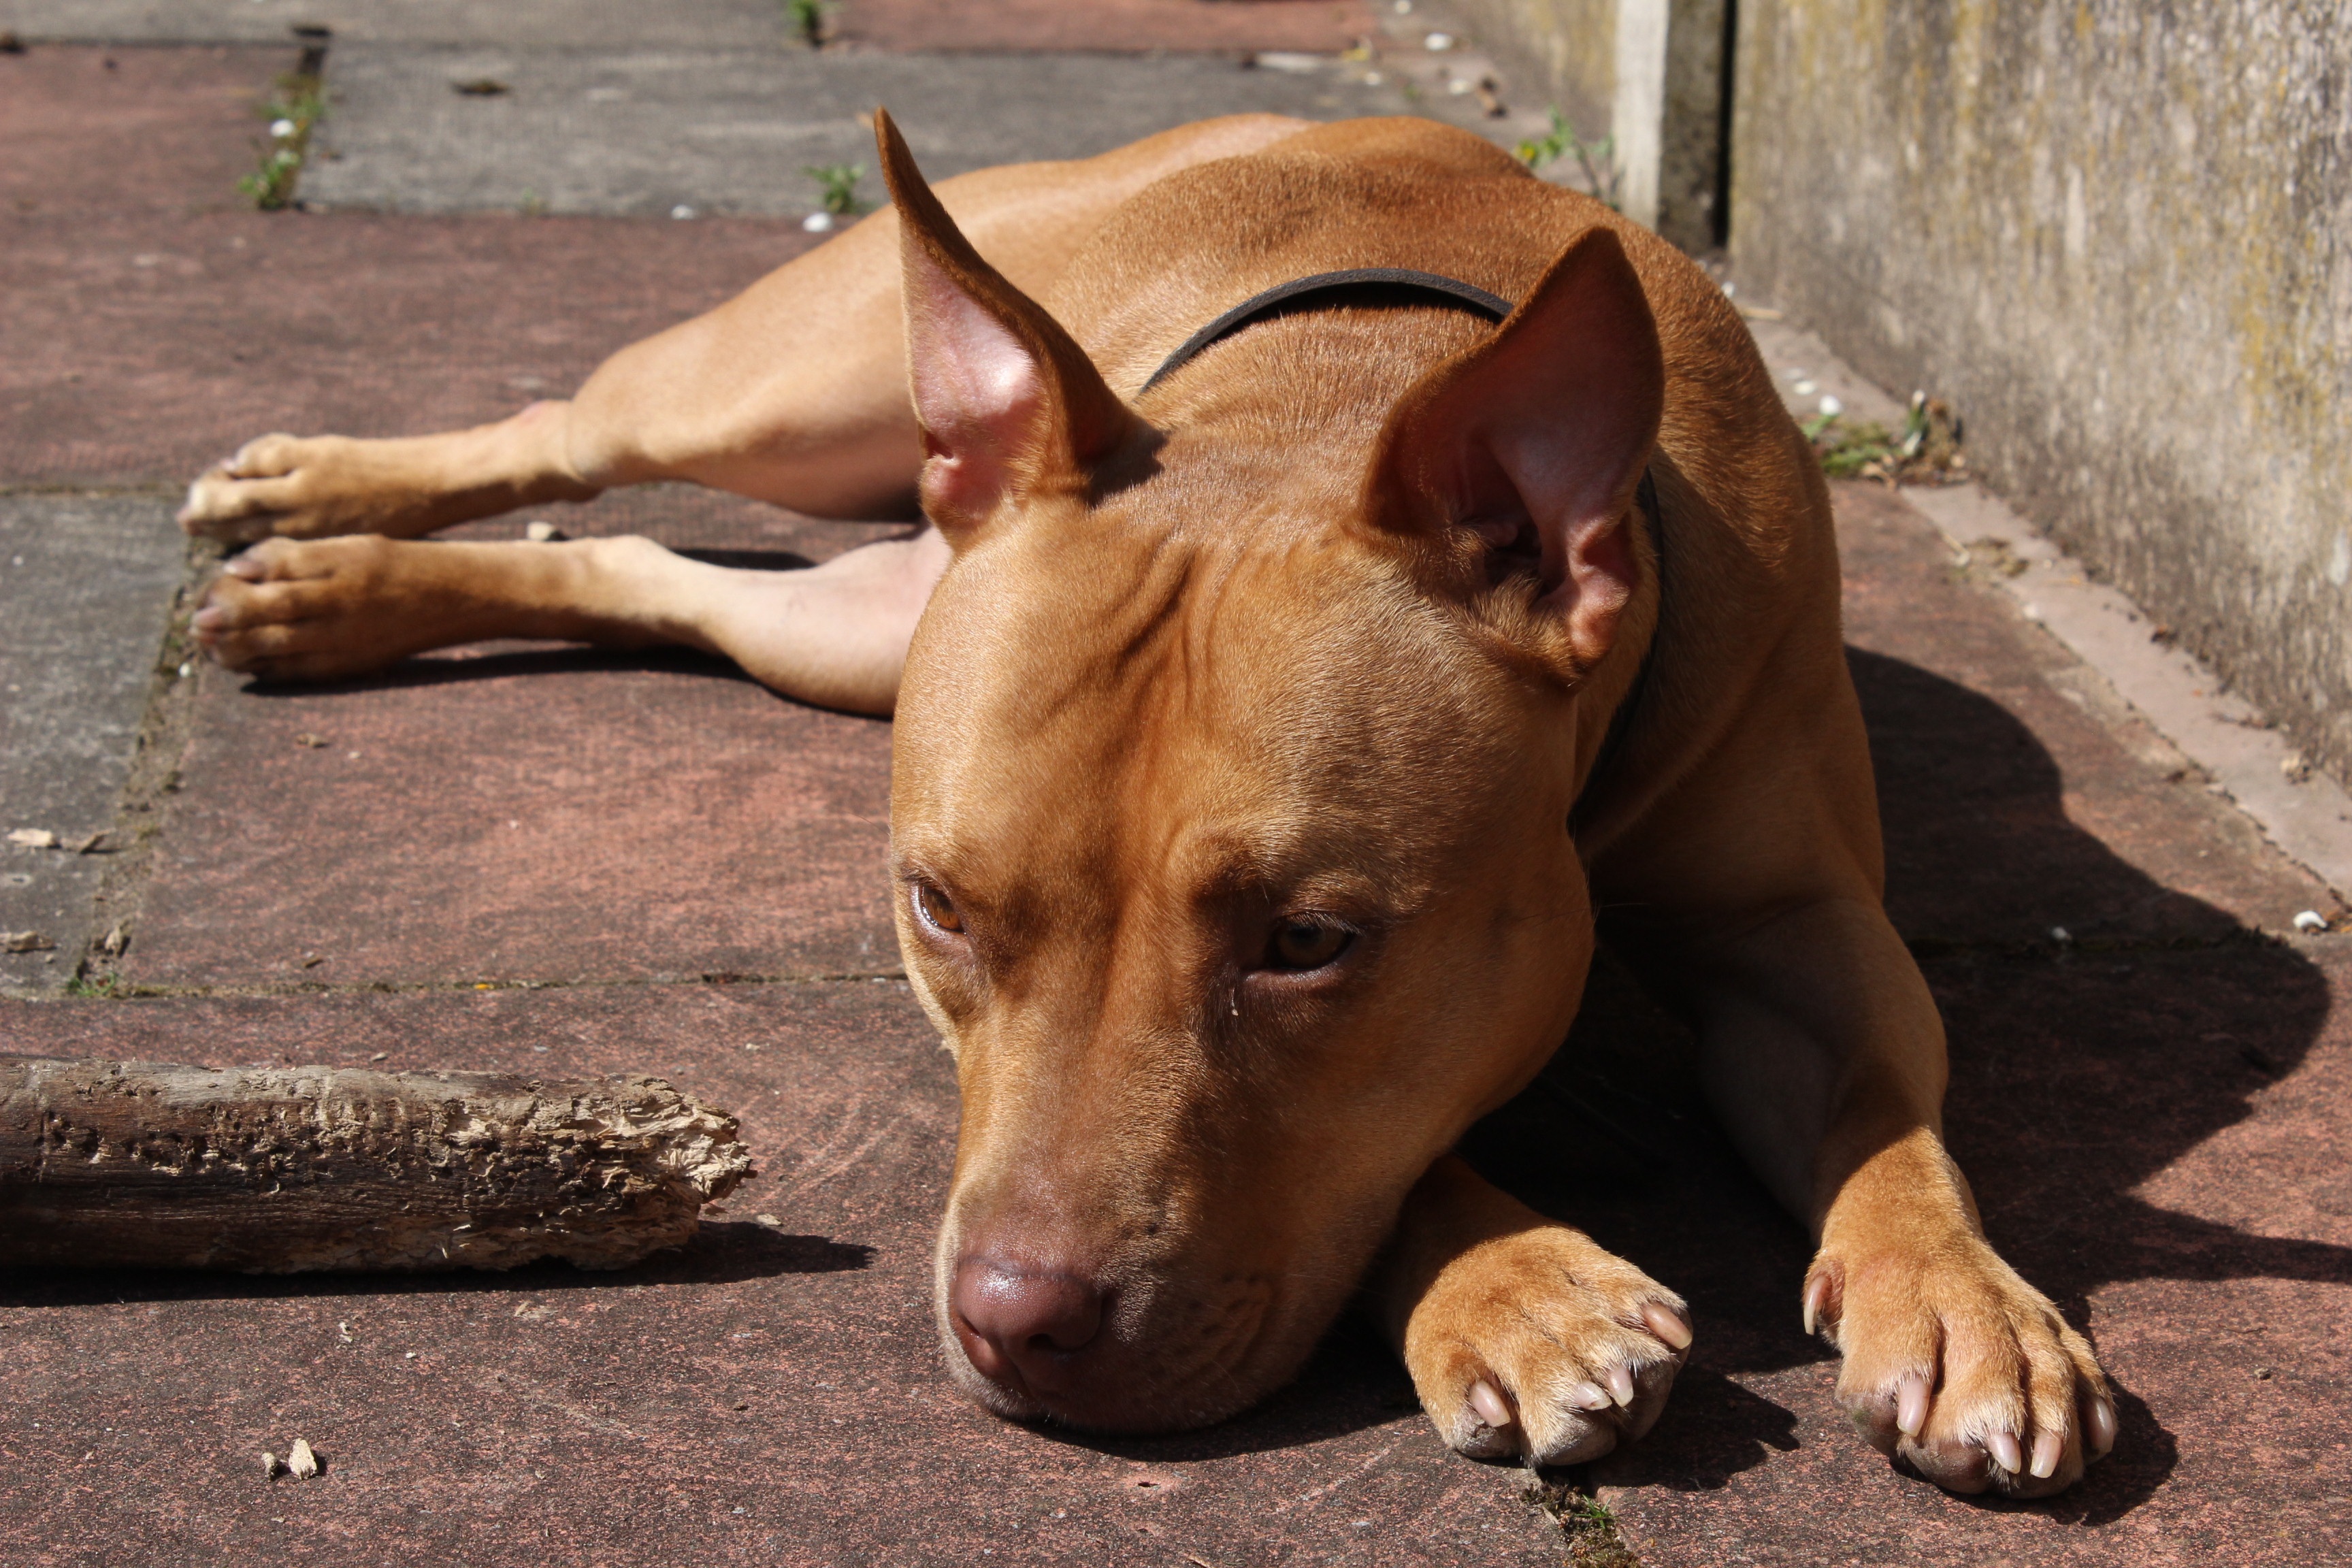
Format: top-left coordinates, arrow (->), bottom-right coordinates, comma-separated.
178,112 -> 2116,1494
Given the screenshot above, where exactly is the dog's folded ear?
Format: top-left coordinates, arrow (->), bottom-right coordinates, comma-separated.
875,109 -> 1146,534
1363,226 -> 1664,673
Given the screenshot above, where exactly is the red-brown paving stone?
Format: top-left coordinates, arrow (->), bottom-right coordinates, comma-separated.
14,31 -> 2351,1567
120,530 -> 904,987
0,982 -> 1567,1567
2,44 -> 823,486
0,41 -> 274,219
835,0 -> 1378,54
1833,480 -> 2330,944
1467,934 -> 2352,1566
0,205 -> 821,487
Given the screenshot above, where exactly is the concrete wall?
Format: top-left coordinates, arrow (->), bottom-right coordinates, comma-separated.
1731,1 -> 2352,783
1448,0 -> 1729,248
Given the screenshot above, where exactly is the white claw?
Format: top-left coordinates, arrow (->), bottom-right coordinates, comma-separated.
2029,1429 -> 2063,1479
1801,1271 -> 1833,1337
1985,1428 -> 2023,1474
1895,1373 -> 1931,1437
2087,1395 -> 2118,1458
1642,1302 -> 1693,1351
1567,1381 -> 1613,1411
1605,1364 -> 1635,1408
1467,1379 -> 1514,1431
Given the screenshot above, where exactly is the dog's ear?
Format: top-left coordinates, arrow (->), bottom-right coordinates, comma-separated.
875,109 -> 1143,534
1365,227 -> 1663,671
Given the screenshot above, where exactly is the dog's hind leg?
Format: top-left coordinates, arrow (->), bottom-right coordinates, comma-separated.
193,527 -> 949,715
176,114 -> 1311,544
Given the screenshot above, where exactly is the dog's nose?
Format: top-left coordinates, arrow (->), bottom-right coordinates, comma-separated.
951,1257 -> 1107,1393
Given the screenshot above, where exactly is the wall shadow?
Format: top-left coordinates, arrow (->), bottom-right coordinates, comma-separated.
1456,648 -> 2345,1518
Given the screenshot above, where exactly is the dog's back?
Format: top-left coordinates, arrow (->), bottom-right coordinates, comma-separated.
1045,118 -> 1850,870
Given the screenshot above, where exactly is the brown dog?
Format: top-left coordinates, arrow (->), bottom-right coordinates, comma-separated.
179,112 -> 2115,1494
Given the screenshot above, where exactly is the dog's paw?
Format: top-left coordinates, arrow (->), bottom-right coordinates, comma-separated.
180,434 -> 324,542
1402,1223 -> 1690,1465
178,433 -> 434,542
1809,1237 -> 2116,1497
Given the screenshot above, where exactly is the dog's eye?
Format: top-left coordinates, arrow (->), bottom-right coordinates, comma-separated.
1267,917 -> 1352,971
912,881 -> 964,936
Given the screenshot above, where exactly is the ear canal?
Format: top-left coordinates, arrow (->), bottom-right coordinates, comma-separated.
1365,226 -> 1665,671
873,108 -> 1141,529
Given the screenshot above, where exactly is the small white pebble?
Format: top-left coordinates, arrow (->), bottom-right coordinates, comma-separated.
2293,910 -> 2328,934
1793,378 -> 1818,395
1424,31 -> 1454,49
1448,76 -> 1471,94
262,1451 -> 282,1477
2049,926 -> 2072,943
1362,70 -> 1384,84
287,1438 -> 319,1478
670,203 -> 697,220
802,211 -> 834,233
524,520 -> 561,542
270,118 -> 297,138
404,1350 -> 417,1359
1818,393 -> 1844,416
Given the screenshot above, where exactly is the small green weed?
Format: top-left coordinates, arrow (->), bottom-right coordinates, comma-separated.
238,69 -> 326,210
1518,107 -> 1622,212
785,0 -> 835,46
804,162 -> 868,217
1804,391 -> 1965,484
1522,1473 -> 1642,1567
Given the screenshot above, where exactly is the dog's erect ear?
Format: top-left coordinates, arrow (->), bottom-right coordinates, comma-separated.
875,109 -> 1142,533
1365,227 -> 1664,671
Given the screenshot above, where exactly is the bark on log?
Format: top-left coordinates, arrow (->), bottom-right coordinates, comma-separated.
0,1056 -> 753,1272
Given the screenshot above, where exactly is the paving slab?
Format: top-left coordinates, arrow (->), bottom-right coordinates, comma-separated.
0,0 -> 1378,53
0,0 -> 789,49
0,39 -> 274,216
836,0 -> 1380,54
0,497 -> 189,991
0,980 -> 1569,1568
1519,938 -> 2352,1567
1833,478 -> 2330,946
120,511 -> 908,991
0,203 -> 823,485
299,46 -> 1407,218
5,923 -> 2348,1563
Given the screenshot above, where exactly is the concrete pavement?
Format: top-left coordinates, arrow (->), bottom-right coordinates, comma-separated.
2,6 -> 2347,1565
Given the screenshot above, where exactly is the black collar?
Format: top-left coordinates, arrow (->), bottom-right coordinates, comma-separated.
1138,267 -> 1516,394
1138,267 -> 1661,827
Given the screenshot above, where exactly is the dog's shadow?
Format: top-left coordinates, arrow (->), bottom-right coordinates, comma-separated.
1455,648 -> 2347,1521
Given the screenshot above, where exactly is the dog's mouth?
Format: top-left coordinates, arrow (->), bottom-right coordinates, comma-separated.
934,1258 -> 1290,1433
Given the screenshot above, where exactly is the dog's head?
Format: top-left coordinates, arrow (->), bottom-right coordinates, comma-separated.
873,114 -> 1664,1431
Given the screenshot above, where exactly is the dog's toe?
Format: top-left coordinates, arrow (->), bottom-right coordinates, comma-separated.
1813,1239 -> 2114,1498
1403,1223 -> 1689,1467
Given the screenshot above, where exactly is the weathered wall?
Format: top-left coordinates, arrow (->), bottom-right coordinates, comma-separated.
1731,1 -> 2352,782
1446,0 -> 1619,139
1448,0 -> 1728,248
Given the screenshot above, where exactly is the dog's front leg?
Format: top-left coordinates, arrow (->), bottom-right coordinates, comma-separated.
1686,895 -> 2117,1495
1375,1154 -> 1692,1465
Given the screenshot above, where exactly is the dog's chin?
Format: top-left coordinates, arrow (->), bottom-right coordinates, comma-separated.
934,1315 -> 1320,1435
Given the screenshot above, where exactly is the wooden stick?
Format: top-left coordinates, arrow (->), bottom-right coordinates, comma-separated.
0,1056 -> 753,1273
